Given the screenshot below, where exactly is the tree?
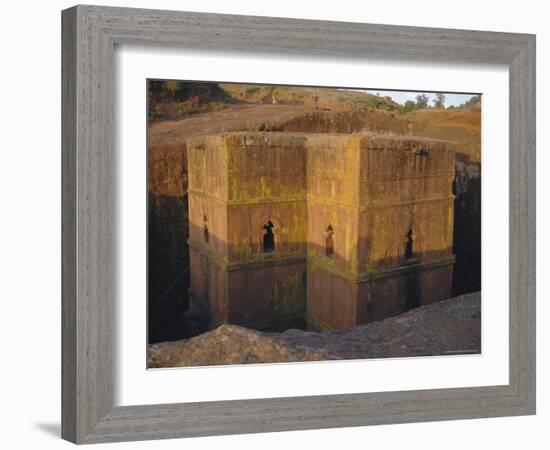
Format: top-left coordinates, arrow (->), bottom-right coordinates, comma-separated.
399,100 -> 416,114
459,94 -> 481,109
415,94 -> 429,109
163,80 -> 180,94
433,93 -> 446,109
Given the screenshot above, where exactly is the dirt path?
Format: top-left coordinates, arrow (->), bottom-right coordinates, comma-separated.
148,104 -> 311,148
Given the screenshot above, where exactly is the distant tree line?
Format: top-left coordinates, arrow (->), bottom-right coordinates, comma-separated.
447,95 -> 481,110
147,81 -> 235,121
459,94 -> 481,109
399,93 -> 443,113
148,80 -> 231,105
399,93 -> 481,113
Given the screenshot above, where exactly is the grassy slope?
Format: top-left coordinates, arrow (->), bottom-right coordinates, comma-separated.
219,83 -> 401,111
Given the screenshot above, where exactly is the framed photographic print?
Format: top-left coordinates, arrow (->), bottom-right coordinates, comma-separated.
61,4 -> 536,444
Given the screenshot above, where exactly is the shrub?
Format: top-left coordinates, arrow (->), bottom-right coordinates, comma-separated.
148,106 -> 165,120
245,86 -> 261,95
175,104 -> 197,118
246,121 -> 264,132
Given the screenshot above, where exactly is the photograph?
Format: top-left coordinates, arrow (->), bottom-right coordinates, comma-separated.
146,80 -> 482,368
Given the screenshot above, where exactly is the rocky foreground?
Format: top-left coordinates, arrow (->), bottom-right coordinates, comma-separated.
148,292 -> 481,368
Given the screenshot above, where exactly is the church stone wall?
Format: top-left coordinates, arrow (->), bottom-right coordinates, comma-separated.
354,136 -> 455,324
187,133 -> 309,330
307,263 -> 358,330
305,135 -> 362,329
187,132 -> 456,332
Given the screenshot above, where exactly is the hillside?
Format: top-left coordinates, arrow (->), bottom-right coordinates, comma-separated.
147,81 -> 481,162
147,81 -> 401,122
148,80 -> 237,120
407,109 -> 481,160
219,83 -> 400,111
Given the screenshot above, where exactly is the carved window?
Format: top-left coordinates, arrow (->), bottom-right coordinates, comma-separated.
405,227 -> 414,259
203,214 -> 209,243
325,225 -> 334,257
262,221 -> 275,253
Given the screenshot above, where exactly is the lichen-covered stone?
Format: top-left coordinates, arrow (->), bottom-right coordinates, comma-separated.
186,132 -> 456,331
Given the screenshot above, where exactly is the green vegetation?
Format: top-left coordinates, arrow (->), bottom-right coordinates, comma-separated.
415,94 -> 429,108
399,100 -> 417,114
372,98 -> 387,109
397,93 -> 479,114
175,104 -> 198,118
147,80 -> 237,121
246,121 -> 264,132
398,93 -> 448,114
148,106 -> 165,120
399,94 -> 429,114
458,95 -> 481,109
163,80 -> 179,94
208,102 -> 227,112
245,86 -> 261,95
433,93 -> 446,109
149,80 -> 232,108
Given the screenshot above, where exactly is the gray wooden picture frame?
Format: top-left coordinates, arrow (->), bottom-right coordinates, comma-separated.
61,4 -> 536,444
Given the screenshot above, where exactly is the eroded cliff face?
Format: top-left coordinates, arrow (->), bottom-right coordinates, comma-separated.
148,292 -> 481,368
148,192 -> 190,342
452,155 -> 481,296
147,145 -> 190,343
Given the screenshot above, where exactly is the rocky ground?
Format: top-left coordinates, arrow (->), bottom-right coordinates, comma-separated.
148,292 -> 481,368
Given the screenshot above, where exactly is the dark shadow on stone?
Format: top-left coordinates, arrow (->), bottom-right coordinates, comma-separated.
452,155 -> 481,296
185,216 -> 456,333
148,193 -> 190,343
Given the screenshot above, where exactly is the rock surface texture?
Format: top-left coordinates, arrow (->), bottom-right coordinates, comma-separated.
148,292 -> 481,368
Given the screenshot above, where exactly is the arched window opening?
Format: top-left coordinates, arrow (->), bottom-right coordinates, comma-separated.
263,221 -> 275,253
325,225 -> 334,257
203,214 -> 209,243
405,227 -> 414,259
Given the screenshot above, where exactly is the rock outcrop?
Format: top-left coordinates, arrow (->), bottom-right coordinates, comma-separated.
148,292 -> 481,368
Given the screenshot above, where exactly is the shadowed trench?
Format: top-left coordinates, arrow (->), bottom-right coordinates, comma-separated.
147,199 -> 473,343
147,193 -> 190,343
